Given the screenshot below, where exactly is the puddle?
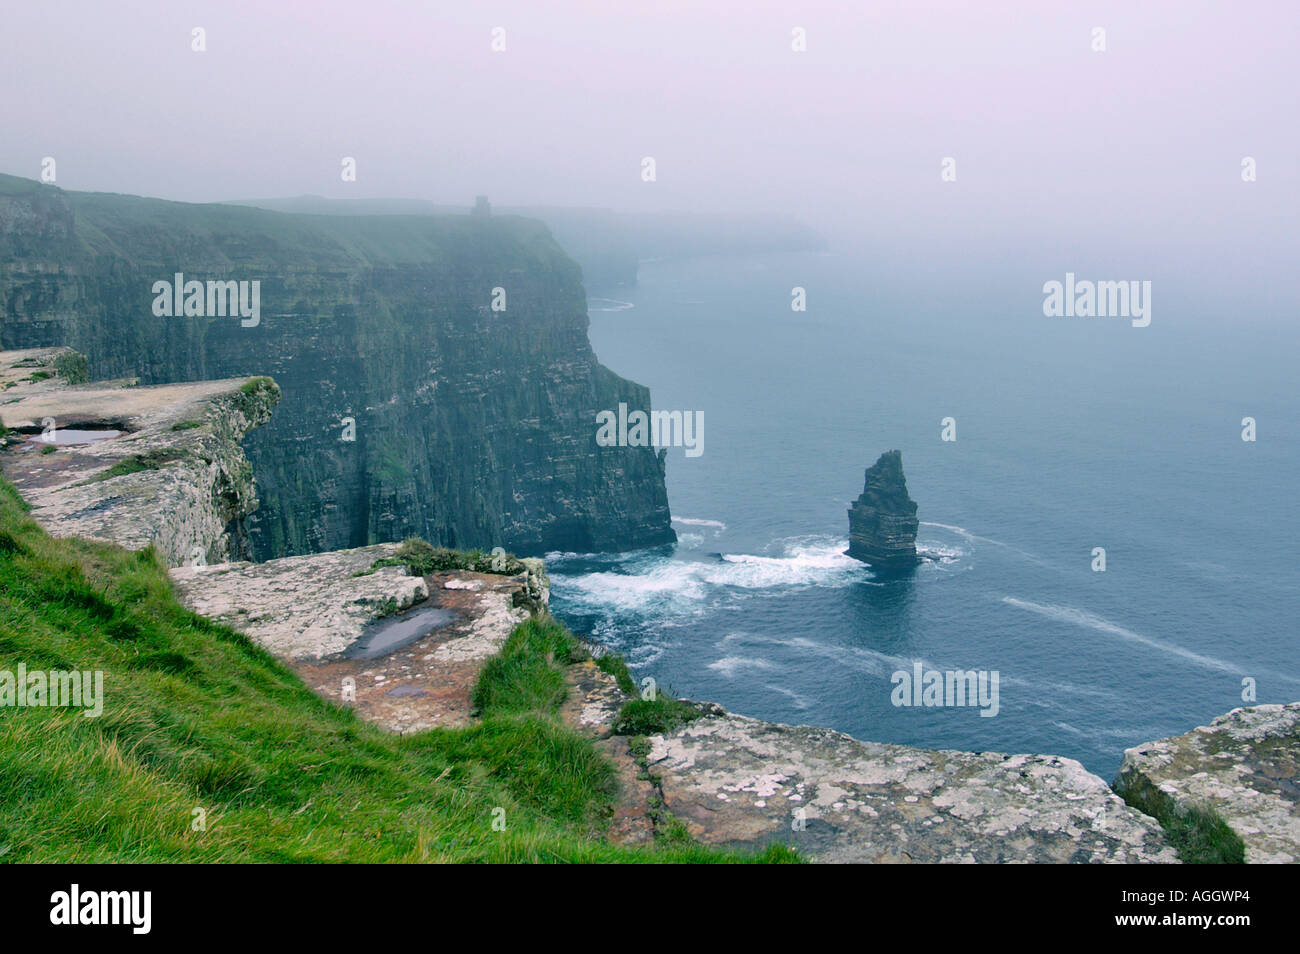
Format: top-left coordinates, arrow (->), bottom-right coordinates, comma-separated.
29,429 -> 123,446
343,604 -> 458,660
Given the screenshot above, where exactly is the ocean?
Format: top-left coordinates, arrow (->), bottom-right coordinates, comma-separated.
550,246 -> 1300,780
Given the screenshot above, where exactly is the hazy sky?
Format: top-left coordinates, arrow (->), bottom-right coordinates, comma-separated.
2,1 -> 1297,268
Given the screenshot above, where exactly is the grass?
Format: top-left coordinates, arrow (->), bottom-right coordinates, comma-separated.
238,377 -> 275,396
169,420 -> 205,432
612,695 -> 705,736
0,474 -> 789,863
365,536 -> 525,577
594,652 -> 636,695
1161,805 -> 1247,864
473,616 -> 581,718
52,352 -> 89,386
85,448 -> 188,482
1116,774 -> 1246,864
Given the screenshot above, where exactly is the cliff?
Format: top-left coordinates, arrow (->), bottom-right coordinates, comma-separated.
0,347 -> 276,566
8,359 -> 1297,863
847,449 -> 920,570
0,174 -> 674,559
225,196 -> 829,289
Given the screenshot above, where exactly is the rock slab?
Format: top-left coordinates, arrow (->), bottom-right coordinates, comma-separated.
1114,703 -> 1300,864
646,712 -> 1178,863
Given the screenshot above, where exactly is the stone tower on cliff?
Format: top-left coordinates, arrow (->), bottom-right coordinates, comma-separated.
847,450 -> 920,570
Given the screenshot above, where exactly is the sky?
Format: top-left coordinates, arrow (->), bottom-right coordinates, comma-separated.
2,1 -> 1297,288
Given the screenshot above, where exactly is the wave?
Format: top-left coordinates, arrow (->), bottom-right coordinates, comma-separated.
588,297 -> 635,312
1000,596 -> 1275,679
672,516 -> 727,530
552,536 -> 867,614
707,656 -> 777,678
765,684 -> 813,709
922,521 -> 1054,570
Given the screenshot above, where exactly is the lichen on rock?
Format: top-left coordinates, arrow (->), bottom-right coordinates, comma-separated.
1114,703 -> 1300,863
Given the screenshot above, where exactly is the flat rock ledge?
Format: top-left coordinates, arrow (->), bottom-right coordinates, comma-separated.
1114,703 -> 1300,864
170,543 -> 543,733
0,347 -> 278,566
644,712 -> 1178,863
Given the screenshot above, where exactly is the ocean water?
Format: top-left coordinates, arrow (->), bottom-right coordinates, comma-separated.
553,248 -> 1299,779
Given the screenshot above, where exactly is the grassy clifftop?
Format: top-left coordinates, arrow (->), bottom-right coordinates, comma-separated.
0,475 -> 788,863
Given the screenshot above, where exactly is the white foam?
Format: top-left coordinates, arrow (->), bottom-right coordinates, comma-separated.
1001,596 -> 1256,677
765,684 -> 813,709
672,517 -> 727,530
707,656 -> 777,678
554,536 -> 866,613
588,297 -> 635,312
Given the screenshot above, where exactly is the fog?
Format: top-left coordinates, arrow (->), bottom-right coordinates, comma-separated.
2,1 -> 1297,310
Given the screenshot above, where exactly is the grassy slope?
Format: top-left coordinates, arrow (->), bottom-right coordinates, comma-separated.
0,476 -> 791,863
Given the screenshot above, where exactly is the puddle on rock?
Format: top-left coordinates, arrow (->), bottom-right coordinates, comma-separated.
29,429 -> 123,446
343,604 -> 458,660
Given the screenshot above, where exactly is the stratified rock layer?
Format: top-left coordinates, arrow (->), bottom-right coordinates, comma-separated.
645,712 -> 1178,863
1114,703 -> 1300,864
0,173 -> 674,558
847,449 -> 919,569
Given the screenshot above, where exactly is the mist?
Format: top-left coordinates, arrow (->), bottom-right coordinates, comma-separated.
2,0 -> 1297,316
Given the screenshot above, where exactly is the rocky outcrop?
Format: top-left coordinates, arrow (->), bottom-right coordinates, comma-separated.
847,449 -> 919,570
170,543 -> 545,733
641,713 -> 1177,863
1114,703 -> 1300,864
0,173 -> 675,559
0,347 -> 277,566
551,663 -> 1178,862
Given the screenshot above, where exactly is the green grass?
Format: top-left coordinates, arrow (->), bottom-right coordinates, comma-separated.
39,445 -> 56,455
238,377 -> 275,396
594,652 -> 636,695
52,352 -> 89,386
169,420 -> 205,432
365,536 -> 525,577
473,616 -> 582,718
1116,774 -> 1246,864
85,448 -> 188,482
612,695 -> 705,736
1161,805 -> 1246,864
0,475 -> 784,863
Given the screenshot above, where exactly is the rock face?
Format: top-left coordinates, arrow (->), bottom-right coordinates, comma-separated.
1114,703 -> 1300,864
0,347 -> 277,566
0,173 -> 675,559
642,712 -> 1178,863
847,449 -> 919,570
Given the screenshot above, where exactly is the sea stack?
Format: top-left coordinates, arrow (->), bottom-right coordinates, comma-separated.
847,450 -> 920,570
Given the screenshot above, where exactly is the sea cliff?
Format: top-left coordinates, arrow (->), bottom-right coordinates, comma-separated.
9,355 -> 1296,863
0,174 -> 674,559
